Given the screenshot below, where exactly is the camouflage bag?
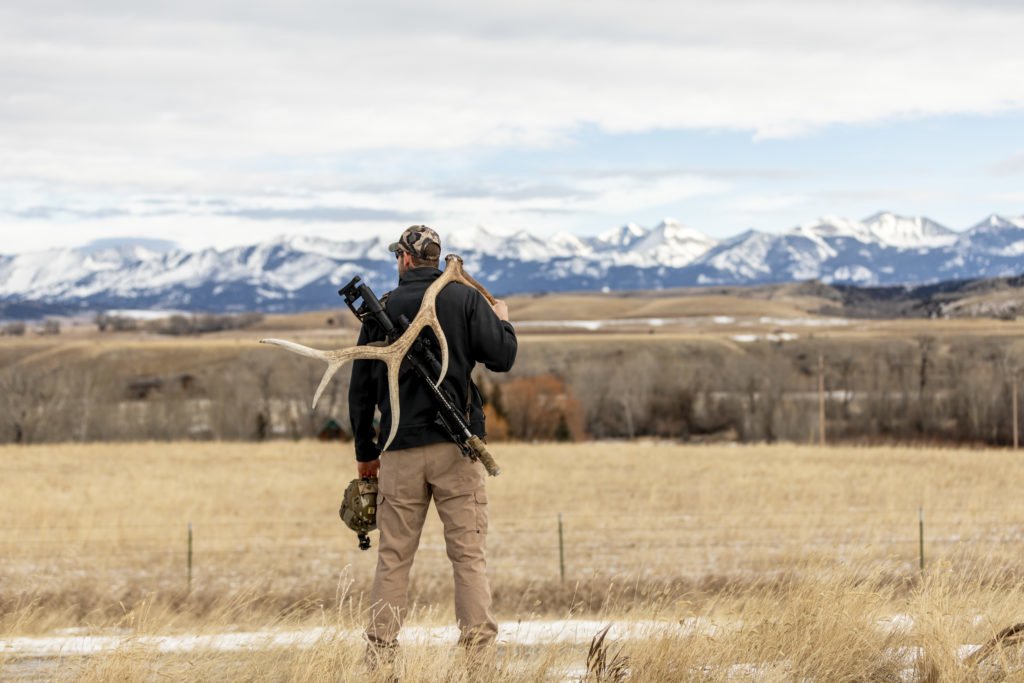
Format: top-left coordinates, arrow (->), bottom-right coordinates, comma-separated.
339,476 -> 378,550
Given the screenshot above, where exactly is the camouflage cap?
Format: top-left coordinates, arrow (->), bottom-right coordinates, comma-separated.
388,225 -> 442,260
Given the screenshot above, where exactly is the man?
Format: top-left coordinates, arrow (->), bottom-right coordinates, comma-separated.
348,225 -> 517,663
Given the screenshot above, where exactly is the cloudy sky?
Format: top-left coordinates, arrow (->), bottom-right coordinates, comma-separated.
2,0 -> 1023,253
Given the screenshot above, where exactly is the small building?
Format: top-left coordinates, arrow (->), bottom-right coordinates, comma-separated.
318,418 -> 347,441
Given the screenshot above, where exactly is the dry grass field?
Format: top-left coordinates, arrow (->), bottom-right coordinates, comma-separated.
4,441 -> 1024,680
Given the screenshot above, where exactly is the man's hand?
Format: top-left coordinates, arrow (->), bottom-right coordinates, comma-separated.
357,459 -> 380,478
491,299 -> 509,322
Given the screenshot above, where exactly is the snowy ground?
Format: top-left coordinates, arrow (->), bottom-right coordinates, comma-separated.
0,619 -> 707,658
513,315 -> 850,333
0,616 -> 996,682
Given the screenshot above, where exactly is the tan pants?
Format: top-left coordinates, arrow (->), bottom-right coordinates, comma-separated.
366,441 -> 498,647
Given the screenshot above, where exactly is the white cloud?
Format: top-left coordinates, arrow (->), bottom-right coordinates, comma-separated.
2,0 -> 1024,251
0,169 -> 728,252
728,194 -> 808,214
990,152 -> 1024,176
3,1 -> 1024,174
987,191 -> 1024,204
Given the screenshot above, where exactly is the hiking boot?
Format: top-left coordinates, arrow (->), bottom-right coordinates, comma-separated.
461,643 -> 500,681
364,636 -> 400,682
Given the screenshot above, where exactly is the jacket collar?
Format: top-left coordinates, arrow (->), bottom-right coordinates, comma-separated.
399,266 -> 442,285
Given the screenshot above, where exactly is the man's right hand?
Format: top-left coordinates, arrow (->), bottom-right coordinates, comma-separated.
491,299 -> 509,322
357,459 -> 380,478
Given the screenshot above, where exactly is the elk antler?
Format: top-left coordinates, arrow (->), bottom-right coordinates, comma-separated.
260,254 -> 496,453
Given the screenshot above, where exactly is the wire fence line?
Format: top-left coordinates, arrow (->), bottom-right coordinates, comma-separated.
3,510 -> 1024,578
6,510 -> 1024,535
8,503 -> 1024,531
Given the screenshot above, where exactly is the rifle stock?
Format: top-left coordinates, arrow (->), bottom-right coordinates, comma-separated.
468,435 -> 501,477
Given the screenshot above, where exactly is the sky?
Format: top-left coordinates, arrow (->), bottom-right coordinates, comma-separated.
1,0 -> 1023,254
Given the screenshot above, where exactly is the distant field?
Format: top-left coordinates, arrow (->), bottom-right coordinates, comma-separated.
4,442 -> 1024,680
5,303 -> 1022,384
2,441 -> 1023,628
4,301 -> 1024,449
5,312 -> 1024,389
504,290 -> 829,321
13,289 -> 1024,344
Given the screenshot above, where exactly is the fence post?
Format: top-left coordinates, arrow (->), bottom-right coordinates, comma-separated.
1013,371 -> 1019,450
818,352 -> 827,446
558,512 -> 565,583
918,508 -> 924,572
187,521 -> 193,592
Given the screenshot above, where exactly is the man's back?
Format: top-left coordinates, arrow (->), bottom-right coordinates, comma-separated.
349,265 -> 517,461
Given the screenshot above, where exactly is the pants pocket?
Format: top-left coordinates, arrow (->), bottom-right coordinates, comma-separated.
377,455 -> 397,498
473,488 -> 488,534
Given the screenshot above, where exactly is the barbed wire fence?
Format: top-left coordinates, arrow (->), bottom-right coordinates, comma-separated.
4,507 -> 1024,591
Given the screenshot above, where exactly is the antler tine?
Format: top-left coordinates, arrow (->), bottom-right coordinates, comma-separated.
446,256 -> 497,305
379,356 -> 404,452
260,338 -> 407,409
429,318 -> 449,389
312,360 -> 344,410
260,338 -> 330,361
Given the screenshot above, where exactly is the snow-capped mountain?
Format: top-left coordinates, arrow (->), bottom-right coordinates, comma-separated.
594,223 -> 647,251
78,237 -> 178,257
0,242 -> 163,300
685,213 -> 1024,286
624,219 -> 719,267
955,214 -> 1024,257
1,213 -> 1023,316
590,219 -> 717,267
863,212 -> 957,249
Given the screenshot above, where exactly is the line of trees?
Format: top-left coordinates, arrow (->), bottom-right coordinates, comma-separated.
1,320 -> 60,336
94,312 -> 264,335
480,335 -> 1024,446
1,335 -> 1022,446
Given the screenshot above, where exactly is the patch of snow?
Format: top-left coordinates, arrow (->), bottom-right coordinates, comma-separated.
514,316 -> 696,331
831,265 -> 876,283
732,333 -> 799,343
0,619 -> 716,658
102,309 -> 186,321
992,241 -> 1024,257
757,317 -> 850,327
516,320 -> 606,331
877,614 -> 915,634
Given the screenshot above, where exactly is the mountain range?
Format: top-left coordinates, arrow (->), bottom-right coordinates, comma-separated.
1,212 -> 1023,316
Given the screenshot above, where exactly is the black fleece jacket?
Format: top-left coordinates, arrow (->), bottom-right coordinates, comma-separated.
348,267 -> 517,462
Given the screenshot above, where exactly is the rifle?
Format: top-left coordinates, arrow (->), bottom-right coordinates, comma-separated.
339,276 -> 502,476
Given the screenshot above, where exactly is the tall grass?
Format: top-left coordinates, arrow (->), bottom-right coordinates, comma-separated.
4,442 -> 1024,679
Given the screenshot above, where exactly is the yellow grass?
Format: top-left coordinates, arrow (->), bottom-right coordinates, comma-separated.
504,292 -> 826,321
1,442 -> 1022,616
4,442 -> 1024,680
